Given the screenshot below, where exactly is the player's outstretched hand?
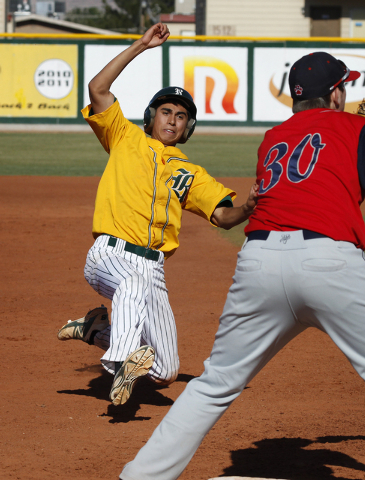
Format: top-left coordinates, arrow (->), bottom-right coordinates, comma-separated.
141,23 -> 170,49
246,183 -> 259,212
210,184 -> 259,230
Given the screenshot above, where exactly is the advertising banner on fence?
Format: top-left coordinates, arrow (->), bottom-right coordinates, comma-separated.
169,46 -> 248,122
0,44 -> 78,118
253,47 -> 365,122
84,45 -> 163,120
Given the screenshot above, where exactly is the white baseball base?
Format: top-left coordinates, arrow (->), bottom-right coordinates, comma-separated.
208,477 -> 288,480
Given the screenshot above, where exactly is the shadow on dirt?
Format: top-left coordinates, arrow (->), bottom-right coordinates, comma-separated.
222,436 -> 365,480
57,366 -> 195,423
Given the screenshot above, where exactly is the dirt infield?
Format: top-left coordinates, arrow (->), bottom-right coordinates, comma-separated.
1,176 -> 365,480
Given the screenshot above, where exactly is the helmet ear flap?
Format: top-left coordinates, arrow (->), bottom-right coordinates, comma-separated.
178,117 -> 196,144
143,106 -> 156,135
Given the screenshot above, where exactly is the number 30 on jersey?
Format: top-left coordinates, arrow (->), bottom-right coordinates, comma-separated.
259,133 -> 326,194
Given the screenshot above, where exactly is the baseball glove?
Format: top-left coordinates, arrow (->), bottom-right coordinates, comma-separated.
356,99 -> 365,116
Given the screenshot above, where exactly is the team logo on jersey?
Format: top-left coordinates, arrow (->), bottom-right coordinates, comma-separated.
171,168 -> 194,203
294,85 -> 303,96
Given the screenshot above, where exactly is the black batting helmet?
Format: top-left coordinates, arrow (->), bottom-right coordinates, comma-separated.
143,86 -> 197,143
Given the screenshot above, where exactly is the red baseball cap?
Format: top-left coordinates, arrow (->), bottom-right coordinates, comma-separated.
289,52 -> 361,100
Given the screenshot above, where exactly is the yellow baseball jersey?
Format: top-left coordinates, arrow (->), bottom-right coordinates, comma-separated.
82,100 -> 236,258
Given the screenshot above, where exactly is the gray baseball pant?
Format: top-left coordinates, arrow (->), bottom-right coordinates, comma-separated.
120,230 -> 365,480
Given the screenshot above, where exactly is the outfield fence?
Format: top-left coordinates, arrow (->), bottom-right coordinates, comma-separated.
1,33 -> 365,126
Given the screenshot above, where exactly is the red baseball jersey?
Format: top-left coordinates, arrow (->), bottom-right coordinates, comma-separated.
246,108 -> 365,249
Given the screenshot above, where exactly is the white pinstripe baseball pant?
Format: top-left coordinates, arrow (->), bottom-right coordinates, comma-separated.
84,234 -> 179,385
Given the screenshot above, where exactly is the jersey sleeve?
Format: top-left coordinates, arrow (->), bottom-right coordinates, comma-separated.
182,166 -> 236,223
81,99 -> 130,154
216,195 -> 234,208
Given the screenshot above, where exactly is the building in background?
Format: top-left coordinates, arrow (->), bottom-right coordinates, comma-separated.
2,0 -> 123,32
174,0 -> 194,15
64,0 -> 115,10
2,0 -> 365,37
7,0 -> 31,15
203,0 -> 365,38
157,0 -> 365,38
13,13 -> 118,33
162,0 -> 342,38
35,0 -> 65,19
161,0 -> 195,36
6,0 -> 67,27
2,0 -> 119,27
160,12 -> 195,36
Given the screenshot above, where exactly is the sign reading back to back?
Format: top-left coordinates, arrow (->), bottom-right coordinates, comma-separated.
254,47 -> 365,122
0,44 -> 78,117
169,46 -> 248,121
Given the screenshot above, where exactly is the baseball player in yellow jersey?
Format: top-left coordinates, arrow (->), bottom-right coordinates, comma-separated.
57,22 -> 258,406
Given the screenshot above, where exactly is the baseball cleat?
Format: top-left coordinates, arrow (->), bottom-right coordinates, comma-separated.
57,305 -> 109,344
110,345 -> 155,406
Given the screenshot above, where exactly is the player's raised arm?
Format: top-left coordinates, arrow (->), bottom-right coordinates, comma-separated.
88,23 -> 170,114
211,183 -> 258,230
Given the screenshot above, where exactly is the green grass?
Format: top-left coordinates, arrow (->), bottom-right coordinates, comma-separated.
0,132 -> 263,177
182,134 -> 262,177
0,132 -> 109,176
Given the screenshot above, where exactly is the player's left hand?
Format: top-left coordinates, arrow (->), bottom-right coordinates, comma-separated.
211,184 -> 259,229
246,183 -> 259,211
356,98 -> 365,116
141,23 -> 170,49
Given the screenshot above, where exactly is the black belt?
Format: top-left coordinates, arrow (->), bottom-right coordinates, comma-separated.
107,236 -> 160,262
247,230 -> 328,242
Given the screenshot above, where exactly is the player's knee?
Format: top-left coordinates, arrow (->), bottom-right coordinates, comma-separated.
161,368 -> 179,385
149,366 -> 179,385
